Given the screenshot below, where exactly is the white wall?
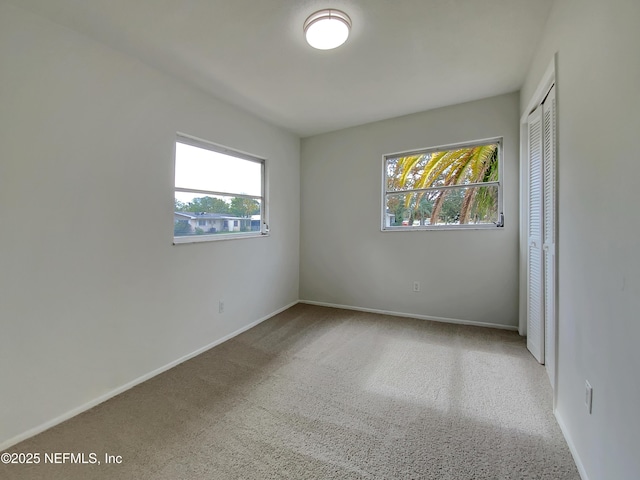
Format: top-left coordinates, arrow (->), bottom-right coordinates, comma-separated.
521,0 -> 640,478
300,93 -> 520,328
0,2 -> 299,448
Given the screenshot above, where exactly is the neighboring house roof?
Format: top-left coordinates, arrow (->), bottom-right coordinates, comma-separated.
174,212 -> 247,220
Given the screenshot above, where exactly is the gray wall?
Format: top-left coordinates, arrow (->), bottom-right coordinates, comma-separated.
300,93 -> 520,328
521,0 -> 640,478
0,3 -> 299,448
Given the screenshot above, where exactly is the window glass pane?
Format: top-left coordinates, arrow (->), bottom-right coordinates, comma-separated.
175,142 -> 261,196
386,143 -> 499,192
384,192 -> 434,227
174,192 -> 262,237
385,185 -> 499,227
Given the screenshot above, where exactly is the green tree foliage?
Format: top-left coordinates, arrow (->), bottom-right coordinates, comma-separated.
175,198 -> 186,211
174,195 -> 260,219
415,196 -> 434,225
438,188 -> 464,224
229,197 -> 260,217
175,196 -> 230,214
173,220 -> 192,236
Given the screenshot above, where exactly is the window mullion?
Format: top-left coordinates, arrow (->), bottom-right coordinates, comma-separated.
175,187 -> 262,201
386,181 -> 499,196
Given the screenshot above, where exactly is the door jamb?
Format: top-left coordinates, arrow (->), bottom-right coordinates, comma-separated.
519,54 -> 558,407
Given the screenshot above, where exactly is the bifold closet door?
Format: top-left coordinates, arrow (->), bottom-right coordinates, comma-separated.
527,105 -> 544,364
542,85 -> 557,384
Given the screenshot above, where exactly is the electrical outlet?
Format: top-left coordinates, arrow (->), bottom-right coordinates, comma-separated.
585,380 -> 593,414
413,281 -> 420,292
219,301 -> 224,314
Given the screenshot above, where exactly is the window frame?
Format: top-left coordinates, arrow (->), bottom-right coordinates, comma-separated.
381,137 -> 504,231
173,133 -> 268,245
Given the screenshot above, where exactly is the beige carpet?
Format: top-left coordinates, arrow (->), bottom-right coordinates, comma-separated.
1,304 -> 579,479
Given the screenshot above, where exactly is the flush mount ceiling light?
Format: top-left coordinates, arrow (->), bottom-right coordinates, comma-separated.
304,9 -> 352,50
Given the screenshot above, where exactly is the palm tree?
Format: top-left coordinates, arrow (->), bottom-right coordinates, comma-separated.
388,144 -> 498,225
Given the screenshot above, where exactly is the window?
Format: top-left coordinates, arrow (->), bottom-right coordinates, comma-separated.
173,134 -> 266,244
382,138 -> 503,230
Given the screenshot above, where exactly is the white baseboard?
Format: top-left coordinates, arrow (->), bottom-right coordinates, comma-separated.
299,300 -> 518,331
0,300 -> 298,452
555,410 -> 589,480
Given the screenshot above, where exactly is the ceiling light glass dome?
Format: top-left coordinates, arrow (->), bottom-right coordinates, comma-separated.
304,9 -> 351,50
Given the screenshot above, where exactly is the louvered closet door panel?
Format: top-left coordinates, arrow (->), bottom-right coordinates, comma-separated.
527,106 -> 545,364
543,85 -> 557,383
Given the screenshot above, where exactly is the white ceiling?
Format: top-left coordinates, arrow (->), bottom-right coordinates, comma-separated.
10,0 -> 554,137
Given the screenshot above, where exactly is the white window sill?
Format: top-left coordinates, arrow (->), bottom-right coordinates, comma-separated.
382,224 -> 502,232
173,232 -> 269,245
